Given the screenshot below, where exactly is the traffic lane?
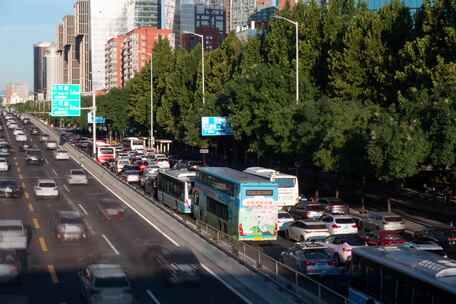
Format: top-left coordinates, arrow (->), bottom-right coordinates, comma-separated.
42,146 -> 249,304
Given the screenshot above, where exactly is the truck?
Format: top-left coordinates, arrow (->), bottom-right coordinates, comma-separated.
0,220 -> 28,250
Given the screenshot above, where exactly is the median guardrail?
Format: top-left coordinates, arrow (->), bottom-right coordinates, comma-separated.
30,117 -> 353,304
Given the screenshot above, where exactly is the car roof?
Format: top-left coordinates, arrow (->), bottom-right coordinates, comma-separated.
88,264 -> 126,278
37,179 -> 56,184
329,215 -> 354,219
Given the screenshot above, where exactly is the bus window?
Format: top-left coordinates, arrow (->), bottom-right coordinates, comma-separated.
274,177 -> 296,188
414,282 -> 436,304
207,197 -> 228,221
396,273 -> 413,303
381,267 -> 396,304
365,260 -> 381,297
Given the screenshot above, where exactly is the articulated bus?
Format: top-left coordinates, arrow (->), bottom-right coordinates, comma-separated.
349,246 -> 456,304
243,167 -> 299,210
192,167 -> 279,241
157,169 -> 196,214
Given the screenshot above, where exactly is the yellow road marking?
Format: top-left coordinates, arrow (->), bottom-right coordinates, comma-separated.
48,265 -> 59,284
18,173 -> 23,179
21,182 -> 26,189
24,192 -> 30,200
32,218 -> 40,229
28,203 -> 34,212
16,166 -> 21,172
39,237 -> 48,252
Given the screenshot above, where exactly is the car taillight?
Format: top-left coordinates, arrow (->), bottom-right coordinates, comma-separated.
342,247 -> 351,252
332,224 -> 341,228
328,260 -> 337,266
352,224 -> 358,228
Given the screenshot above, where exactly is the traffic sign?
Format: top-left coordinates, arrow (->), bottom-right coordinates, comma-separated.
88,111 -> 106,124
200,148 -> 209,154
50,84 -> 81,117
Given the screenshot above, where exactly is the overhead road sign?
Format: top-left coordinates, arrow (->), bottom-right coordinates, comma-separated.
201,117 -> 233,136
88,111 -> 106,124
50,84 -> 81,117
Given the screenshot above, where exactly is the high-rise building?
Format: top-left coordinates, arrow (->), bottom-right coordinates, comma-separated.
75,0 -> 91,93
56,24 -> 65,84
126,0 -> 161,31
162,0 -> 179,47
230,0 -> 256,31
105,35 -> 125,90
4,82 -> 29,105
44,44 -> 58,100
121,27 -> 172,86
366,0 -> 422,10
63,15 -> 77,84
33,41 -> 51,99
90,0 -> 128,90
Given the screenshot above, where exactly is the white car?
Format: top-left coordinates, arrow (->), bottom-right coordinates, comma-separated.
122,170 -> 140,183
13,129 -> 24,136
324,234 -> 366,264
7,123 -> 17,130
116,159 -> 130,174
320,215 -> 358,235
46,141 -> 58,150
34,179 -> 59,199
54,150 -> 70,160
0,250 -> 20,283
79,264 -> 134,304
277,211 -> 294,232
15,134 -> 27,142
67,169 -> 88,185
285,220 -> 330,242
364,212 -> 405,231
0,158 -> 9,172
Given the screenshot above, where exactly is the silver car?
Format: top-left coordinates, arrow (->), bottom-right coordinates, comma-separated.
54,210 -> 87,241
67,169 -> 88,185
0,250 -> 20,283
34,179 -> 59,199
79,264 -> 134,304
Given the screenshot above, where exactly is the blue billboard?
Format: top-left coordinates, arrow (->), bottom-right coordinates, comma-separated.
87,111 -> 106,124
201,117 -> 233,136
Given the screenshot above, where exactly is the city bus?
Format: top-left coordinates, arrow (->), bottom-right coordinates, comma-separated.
95,142 -> 116,164
349,246 -> 456,303
243,167 -> 299,210
157,169 -> 196,214
122,137 -> 145,152
192,167 -> 279,241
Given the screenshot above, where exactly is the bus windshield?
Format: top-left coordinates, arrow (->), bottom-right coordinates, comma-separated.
99,148 -> 114,154
274,177 -> 296,188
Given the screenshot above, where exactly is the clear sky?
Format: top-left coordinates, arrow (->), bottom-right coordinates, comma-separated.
0,0 -> 74,92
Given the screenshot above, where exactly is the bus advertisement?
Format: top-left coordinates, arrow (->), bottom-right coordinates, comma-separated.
193,167 -> 279,241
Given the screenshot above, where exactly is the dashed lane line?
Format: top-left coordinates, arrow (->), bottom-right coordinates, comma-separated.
78,203 -> 88,216
48,265 -> 59,284
52,168 -> 58,177
32,218 -> 40,229
21,182 -> 26,189
24,192 -> 30,200
146,290 -> 161,304
63,184 -> 70,193
101,234 -> 120,255
44,158 -> 49,165
39,237 -> 48,252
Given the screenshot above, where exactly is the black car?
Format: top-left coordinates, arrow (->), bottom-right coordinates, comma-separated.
0,179 -> 22,198
19,142 -> 32,152
25,149 -> 44,165
143,246 -> 203,284
30,128 -> 40,135
415,227 -> 456,253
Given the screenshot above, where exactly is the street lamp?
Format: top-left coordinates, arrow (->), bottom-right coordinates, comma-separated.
183,31 -> 205,105
150,55 -> 155,150
273,15 -> 299,105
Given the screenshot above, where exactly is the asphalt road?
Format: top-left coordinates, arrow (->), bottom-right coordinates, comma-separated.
0,117 -> 247,304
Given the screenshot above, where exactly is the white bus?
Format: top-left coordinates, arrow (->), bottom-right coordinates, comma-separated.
349,246 -> 456,303
122,137 -> 145,152
157,170 -> 196,214
243,167 -> 299,210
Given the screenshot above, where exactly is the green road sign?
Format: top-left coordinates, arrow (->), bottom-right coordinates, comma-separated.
51,84 -> 81,117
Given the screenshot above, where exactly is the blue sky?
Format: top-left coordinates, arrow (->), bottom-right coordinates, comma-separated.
0,0 -> 74,92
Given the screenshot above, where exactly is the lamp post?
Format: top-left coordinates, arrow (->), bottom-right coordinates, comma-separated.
150,55 -> 155,150
183,31 -> 205,105
273,15 -> 299,105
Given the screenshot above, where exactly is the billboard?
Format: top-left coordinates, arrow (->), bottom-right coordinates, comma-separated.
87,111 -> 106,124
201,117 -> 233,136
50,84 -> 81,117
238,198 -> 278,241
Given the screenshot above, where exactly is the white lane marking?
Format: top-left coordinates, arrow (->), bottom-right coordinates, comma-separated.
201,264 -> 253,304
146,290 -> 161,304
78,203 -> 88,216
44,158 -> 49,165
63,184 -> 70,192
84,167 -> 180,247
101,234 -> 120,255
52,168 -> 58,176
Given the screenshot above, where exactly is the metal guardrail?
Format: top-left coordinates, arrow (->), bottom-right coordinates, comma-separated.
32,118 -> 352,304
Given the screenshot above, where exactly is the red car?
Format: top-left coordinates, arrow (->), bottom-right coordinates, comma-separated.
133,160 -> 149,173
364,230 -> 406,246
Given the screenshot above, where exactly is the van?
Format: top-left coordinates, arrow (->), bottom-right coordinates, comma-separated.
365,212 -> 405,231
0,220 -> 27,250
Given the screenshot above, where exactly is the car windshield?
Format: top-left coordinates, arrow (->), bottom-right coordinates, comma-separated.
60,217 -> 82,225
0,181 -> 16,187
335,218 -> 354,224
385,216 -> 402,222
342,236 -> 365,246
307,205 -> 325,211
94,276 -> 129,288
39,183 -> 56,188
278,213 -> 292,219
275,178 -> 296,188
71,170 -> 85,175
0,225 -> 23,232
299,249 -> 330,260
306,224 -> 327,230
0,251 -> 16,264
